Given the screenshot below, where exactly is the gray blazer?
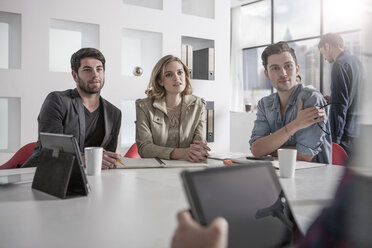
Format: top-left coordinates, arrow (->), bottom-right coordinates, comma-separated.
22,89 -> 121,167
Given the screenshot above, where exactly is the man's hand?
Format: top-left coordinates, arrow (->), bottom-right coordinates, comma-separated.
324,95 -> 330,104
292,99 -> 325,131
171,210 -> 228,248
102,151 -> 121,169
186,141 -> 211,162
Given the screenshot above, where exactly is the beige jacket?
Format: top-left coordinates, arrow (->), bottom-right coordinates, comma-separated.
135,95 -> 206,159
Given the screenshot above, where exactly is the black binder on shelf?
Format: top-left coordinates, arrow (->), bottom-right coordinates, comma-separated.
193,47 -> 214,80
32,133 -> 90,199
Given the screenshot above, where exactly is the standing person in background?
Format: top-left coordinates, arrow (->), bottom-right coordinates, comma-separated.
136,55 -> 210,162
318,33 -> 362,156
22,48 -> 121,169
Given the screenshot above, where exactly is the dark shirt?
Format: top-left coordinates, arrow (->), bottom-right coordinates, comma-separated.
330,51 -> 361,146
22,89 -> 121,168
84,103 -> 105,147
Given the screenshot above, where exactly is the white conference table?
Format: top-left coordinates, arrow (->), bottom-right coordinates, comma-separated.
0,161 -> 344,248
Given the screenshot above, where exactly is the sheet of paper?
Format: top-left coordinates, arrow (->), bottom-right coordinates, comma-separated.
161,159 -> 208,168
116,157 -> 160,168
115,158 -> 208,168
271,160 -> 328,170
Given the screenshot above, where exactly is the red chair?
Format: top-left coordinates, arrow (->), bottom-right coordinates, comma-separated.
124,143 -> 141,158
0,142 -> 37,170
332,142 -> 348,166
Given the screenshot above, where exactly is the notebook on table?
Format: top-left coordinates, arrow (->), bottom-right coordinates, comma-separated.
115,157 -> 208,169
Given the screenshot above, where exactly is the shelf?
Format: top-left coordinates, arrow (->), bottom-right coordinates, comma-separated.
0,98 -> 20,152
181,36 -> 215,80
0,11 -> 21,69
121,28 -> 162,77
182,0 -> 215,19
49,19 -> 99,72
123,0 -> 163,10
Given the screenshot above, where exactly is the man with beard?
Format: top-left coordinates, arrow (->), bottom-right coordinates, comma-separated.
22,48 -> 121,169
249,42 -> 331,163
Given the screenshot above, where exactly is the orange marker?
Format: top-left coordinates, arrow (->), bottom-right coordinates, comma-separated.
223,159 -> 233,165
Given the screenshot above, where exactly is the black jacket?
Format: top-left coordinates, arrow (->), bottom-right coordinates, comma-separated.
22,89 -> 121,167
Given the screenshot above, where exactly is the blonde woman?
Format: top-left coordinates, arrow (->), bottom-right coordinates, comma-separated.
136,55 -> 210,162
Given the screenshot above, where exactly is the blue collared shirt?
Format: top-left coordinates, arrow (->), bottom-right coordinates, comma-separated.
249,84 -> 332,164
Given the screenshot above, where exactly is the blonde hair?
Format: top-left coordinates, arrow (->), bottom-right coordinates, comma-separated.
146,55 -> 192,100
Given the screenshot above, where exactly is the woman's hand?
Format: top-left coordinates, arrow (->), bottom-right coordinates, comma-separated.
170,141 -> 211,162
185,141 -> 211,162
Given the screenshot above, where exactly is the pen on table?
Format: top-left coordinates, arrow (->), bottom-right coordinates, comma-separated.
103,149 -> 124,165
155,157 -> 166,166
246,155 -> 275,161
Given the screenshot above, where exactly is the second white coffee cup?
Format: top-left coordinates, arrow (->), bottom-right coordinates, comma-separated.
84,147 -> 103,176
278,149 -> 297,178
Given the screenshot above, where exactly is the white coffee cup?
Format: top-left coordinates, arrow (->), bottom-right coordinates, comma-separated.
84,147 -> 103,176
278,149 -> 297,178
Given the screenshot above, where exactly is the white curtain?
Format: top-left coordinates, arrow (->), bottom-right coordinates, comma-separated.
230,7 -> 245,112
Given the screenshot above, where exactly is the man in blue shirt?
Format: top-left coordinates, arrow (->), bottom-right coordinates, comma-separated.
319,33 -> 361,156
249,42 -> 332,164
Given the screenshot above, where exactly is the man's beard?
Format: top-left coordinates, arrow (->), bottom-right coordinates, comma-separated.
77,76 -> 104,94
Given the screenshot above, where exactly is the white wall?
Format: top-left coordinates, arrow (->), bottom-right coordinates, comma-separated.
0,0 -> 231,162
230,111 -> 255,154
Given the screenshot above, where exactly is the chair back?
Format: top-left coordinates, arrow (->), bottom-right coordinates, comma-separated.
332,142 -> 348,166
124,143 -> 141,158
0,142 -> 37,170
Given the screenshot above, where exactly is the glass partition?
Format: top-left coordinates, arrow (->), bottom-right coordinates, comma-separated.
274,0 -> 320,42
323,0 -> 364,33
287,38 -> 320,90
242,47 -> 272,110
240,0 -> 271,47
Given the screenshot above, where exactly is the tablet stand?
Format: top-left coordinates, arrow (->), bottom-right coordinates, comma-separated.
32,148 -> 89,199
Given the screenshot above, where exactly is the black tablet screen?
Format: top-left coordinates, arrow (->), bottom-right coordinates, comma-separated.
183,163 -> 297,248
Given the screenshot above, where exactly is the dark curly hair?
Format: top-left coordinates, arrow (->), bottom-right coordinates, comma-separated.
261,41 -> 298,70
70,48 -> 105,73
